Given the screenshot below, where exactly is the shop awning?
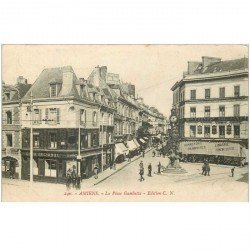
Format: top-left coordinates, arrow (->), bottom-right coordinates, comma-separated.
127,140 -> 138,151
133,139 -> 141,148
115,143 -> 128,158
139,138 -> 146,144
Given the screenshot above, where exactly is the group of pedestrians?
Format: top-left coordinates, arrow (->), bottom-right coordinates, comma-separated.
138,160 -> 162,182
201,159 -> 211,176
66,166 -> 81,190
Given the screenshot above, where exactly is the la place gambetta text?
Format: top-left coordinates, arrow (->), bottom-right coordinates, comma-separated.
64,190 -> 175,196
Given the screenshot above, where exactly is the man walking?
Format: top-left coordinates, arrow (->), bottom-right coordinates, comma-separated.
231,167 -> 235,177
93,165 -> 99,179
157,162 -> 161,174
142,150 -> 145,158
139,166 -> 145,182
148,163 -> 152,177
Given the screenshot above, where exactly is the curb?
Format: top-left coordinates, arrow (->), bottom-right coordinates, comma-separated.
93,148 -> 153,186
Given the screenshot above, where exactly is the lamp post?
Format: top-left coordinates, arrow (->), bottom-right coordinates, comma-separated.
29,92 -> 33,185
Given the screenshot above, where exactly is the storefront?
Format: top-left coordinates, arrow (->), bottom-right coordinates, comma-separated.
21,149 -> 102,183
2,156 -> 19,179
115,142 -> 128,163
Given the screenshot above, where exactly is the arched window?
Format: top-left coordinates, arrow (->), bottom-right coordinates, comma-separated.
197,125 -> 202,134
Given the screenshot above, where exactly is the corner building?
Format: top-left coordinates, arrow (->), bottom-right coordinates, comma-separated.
171,57 -> 248,164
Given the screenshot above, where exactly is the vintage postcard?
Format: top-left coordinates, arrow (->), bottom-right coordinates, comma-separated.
1,44 -> 249,201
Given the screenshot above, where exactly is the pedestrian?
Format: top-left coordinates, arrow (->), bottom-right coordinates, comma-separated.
71,166 -> 77,188
148,163 -> 152,177
202,159 -> 208,175
142,150 -> 145,158
206,163 -> 210,176
113,162 -> 116,170
139,166 -> 145,182
231,167 -> 235,177
152,150 -> 156,157
139,160 -> 143,169
76,173 -> 81,190
93,165 -> 99,179
128,152 -> 131,162
66,168 -> 72,190
9,165 -> 14,179
157,162 -> 161,174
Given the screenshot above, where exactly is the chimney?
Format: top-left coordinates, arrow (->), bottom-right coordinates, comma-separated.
100,66 -> 107,81
17,76 -> 27,84
188,62 -> 201,74
127,84 -> 135,97
61,66 -> 74,96
202,56 -> 221,68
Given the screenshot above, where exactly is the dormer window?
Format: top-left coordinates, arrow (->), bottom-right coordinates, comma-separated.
5,92 -> 10,100
50,84 -> 57,97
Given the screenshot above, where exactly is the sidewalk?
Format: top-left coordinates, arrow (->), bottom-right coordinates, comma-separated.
1,147 -> 153,190
83,147 -> 152,187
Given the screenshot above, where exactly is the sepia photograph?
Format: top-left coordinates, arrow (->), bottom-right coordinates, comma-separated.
1,44 -> 249,201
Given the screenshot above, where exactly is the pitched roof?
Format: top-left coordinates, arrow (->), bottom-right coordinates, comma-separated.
2,83 -> 32,102
22,66 -> 82,101
194,58 -> 248,74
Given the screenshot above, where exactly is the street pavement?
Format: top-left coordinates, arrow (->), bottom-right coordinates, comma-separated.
1,149 -> 249,201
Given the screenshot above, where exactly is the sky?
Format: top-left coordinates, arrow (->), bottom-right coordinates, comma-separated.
2,45 -> 248,117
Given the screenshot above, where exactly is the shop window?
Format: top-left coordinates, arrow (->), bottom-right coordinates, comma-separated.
190,126 -> 196,138
81,134 -> 88,149
219,106 -> 225,117
33,134 -> 40,148
6,111 -> 12,124
234,86 -> 240,97
226,125 -> 232,135
197,125 -> 202,135
204,126 -> 210,138
190,90 -> 196,100
219,87 -> 225,98
205,89 -> 210,99
6,134 -> 13,147
45,160 -> 57,177
234,105 -> 240,117
50,133 -> 57,148
212,125 -> 217,134
234,125 -> 240,138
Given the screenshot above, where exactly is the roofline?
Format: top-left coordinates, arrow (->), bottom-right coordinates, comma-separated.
171,70 -> 248,91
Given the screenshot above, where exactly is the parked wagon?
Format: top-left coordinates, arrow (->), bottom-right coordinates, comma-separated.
179,140 -> 248,166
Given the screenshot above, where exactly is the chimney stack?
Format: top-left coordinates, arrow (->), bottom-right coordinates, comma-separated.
17,76 -> 28,84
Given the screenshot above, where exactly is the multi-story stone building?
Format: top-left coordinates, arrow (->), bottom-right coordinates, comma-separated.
171,56 -> 248,163
2,77 -> 31,179
20,66 -> 115,183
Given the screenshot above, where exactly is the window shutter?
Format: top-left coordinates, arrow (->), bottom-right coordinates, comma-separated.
57,108 -> 60,124
45,108 -> 48,123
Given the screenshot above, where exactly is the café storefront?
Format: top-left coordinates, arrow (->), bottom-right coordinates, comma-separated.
21,148 -> 102,183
